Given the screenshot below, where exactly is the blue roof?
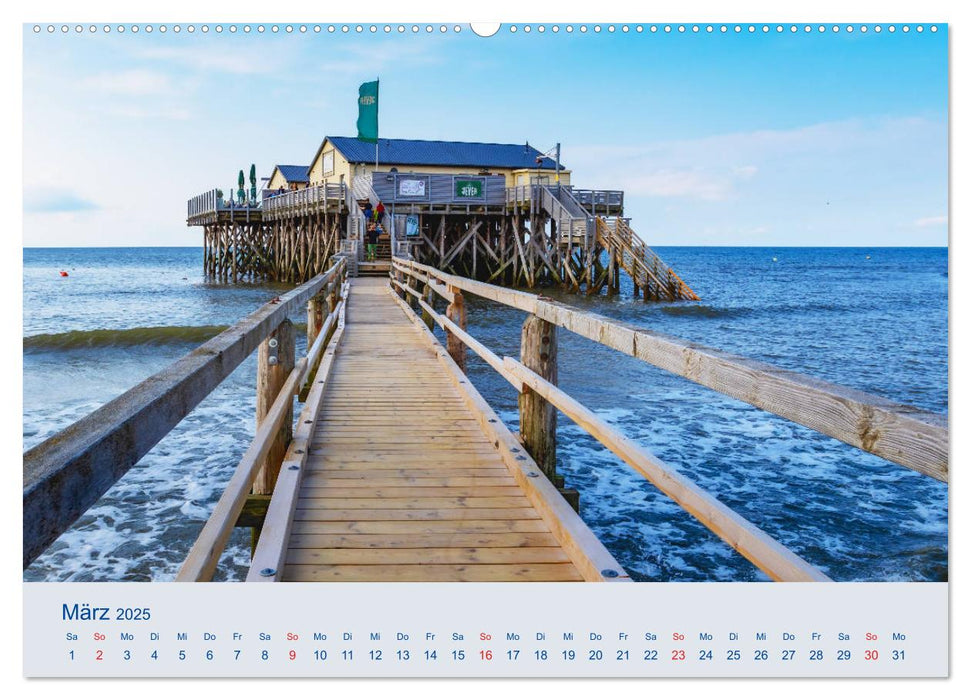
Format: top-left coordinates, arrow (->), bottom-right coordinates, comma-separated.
326,136 -> 562,170
274,164 -> 310,182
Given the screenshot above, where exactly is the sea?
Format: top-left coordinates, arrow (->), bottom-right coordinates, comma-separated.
22,246 -> 948,583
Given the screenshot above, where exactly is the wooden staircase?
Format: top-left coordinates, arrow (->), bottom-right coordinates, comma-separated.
358,234 -> 392,277
596,217 -> 699,301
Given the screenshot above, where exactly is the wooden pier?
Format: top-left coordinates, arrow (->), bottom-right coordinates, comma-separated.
188,165 -> 699,301
245,279 -> 619,582
23,255 -> 948,582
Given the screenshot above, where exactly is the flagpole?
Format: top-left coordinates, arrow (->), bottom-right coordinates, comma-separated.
374,77 -> 380,172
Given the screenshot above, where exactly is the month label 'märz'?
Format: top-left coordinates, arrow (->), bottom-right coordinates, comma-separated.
25,582 -> 946,678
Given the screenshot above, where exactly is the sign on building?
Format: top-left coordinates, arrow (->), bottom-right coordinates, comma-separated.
406,215 -> 419,237
398,178 -> 427,197
455,178 -> 484,199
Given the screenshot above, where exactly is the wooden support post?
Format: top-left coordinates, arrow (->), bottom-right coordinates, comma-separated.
328,280 -> 339,313
307,290 -> 326,349
444,285 -> 466,372
519,314 -> 558,482
253,319 -> 295,497
421,282 -> 435,330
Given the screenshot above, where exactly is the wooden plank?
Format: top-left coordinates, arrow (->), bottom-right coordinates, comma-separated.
286,547 -> 572,565
282,563 -> 583,582
504,357 -> 831,583
23,258 -> 346,568
296,497 -> 534,510
300,486 -> 524,498
293,508 -> 542,521
299,476 -> 517,488
288,533 -> 560,548
290,520 -> 551,535
303,461 -> 508,470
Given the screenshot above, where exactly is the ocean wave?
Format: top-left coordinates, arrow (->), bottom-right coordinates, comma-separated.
23,325 -> 228,351
655,300 -> 876,320
657,304 -> 751,319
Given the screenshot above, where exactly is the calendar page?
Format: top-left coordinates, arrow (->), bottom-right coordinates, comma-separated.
18,7 -> 951,683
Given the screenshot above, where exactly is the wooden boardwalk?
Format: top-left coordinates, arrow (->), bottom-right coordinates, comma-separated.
253,278 -> 624,582
26,258 -> 946,583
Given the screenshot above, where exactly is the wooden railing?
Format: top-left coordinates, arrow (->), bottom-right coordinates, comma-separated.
187,188 -> 260,223
187,189 -> 220,219
390,257 -> 948,582
571,188 -> 624,213
505,185 -> 624,216
23,258 -> 348,570
262,183 -> 346,216
178,262 -> 350,581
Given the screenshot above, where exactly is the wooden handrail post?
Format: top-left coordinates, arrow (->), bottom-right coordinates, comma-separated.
307,289 -> 327,348
519,314 -> 558,483
253,319 -> 295,498
445,285 -> 466,372
327,279 -> 339,313
421,281 -> 435,330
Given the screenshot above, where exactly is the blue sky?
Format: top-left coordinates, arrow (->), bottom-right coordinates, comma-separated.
22,23 -> 948,246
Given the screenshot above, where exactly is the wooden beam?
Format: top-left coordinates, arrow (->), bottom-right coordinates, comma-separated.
307,291 -> 326,349
410,292 -> 522,391
445,286 -> 467,373
441,222 -> 482,269
519,315 -> 558,480
253,319 -> 296,496
235,494 -> 271,529
503,358 -> 831,583
22,260 -> 346,568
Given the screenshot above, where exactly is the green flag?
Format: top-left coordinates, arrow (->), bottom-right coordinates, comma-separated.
356,80 -> 379,143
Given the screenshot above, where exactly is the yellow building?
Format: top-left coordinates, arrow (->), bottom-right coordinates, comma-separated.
307,136 -> 570,190
266,164 -> 310,192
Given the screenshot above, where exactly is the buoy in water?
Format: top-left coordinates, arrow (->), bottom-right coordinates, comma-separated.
59,271 -> 69,277
866,255 -> 871,260
772,257 -> 778,263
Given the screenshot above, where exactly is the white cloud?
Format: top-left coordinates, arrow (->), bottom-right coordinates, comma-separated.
24,188 -> 98,213
914,215 -> 948,227
81,70 -> 176,96
624,169 -> 736,201
567,116 -> 944,203
137,46 -> 277,75
316,42 -> 441,77
99,105 -> 191,121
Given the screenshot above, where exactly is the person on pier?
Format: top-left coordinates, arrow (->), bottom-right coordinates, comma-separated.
366,221 -> 379,261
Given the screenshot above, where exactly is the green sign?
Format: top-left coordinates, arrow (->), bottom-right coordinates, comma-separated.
455,179 -> 484,199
